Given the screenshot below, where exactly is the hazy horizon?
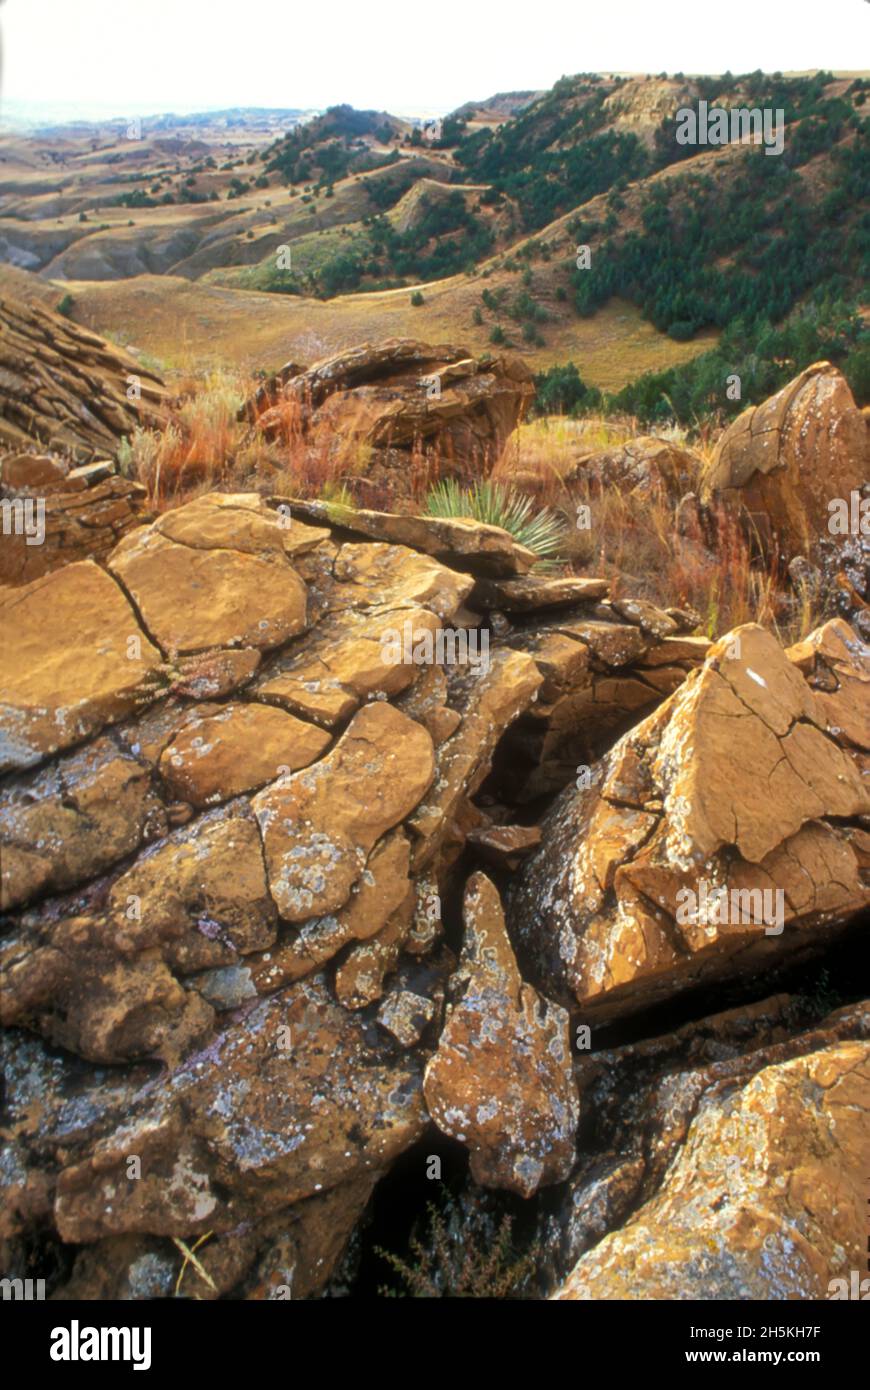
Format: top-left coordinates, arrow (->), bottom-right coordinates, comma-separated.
2,0 -> 868,125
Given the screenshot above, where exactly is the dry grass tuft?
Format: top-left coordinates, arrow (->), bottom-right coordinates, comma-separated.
496,415 -> 815,643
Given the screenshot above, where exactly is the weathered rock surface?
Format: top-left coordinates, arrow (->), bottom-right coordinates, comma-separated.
1,962 -> 444,1252
552,998 -> 870,1300
243,339 -> 534,498
254,703 -> 434,921
510,621 -> 870,1018
284,497 -> 538,577
466,821 -> 542,870
5,461 -> 866,1303
158,701 -> 331,807
566,435 -> 701,503
701,362 -> 869,563
53,1175 -> 379,1301
424,874 -> 579,1196
470,574 -> 609,612
0,453 -> 151,586
0,292 -> 168,459
407,650 -> 543,874
0,497 -> 479,1068
107,526 -> 309,656
0,560 -> 163,773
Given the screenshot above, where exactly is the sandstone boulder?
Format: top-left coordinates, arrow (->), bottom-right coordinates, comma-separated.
243,339 -> 534,499
701,362 -> 869,563
553,999 -> 870,1299
565,435 -> 701,503
509,621 -> 870,1019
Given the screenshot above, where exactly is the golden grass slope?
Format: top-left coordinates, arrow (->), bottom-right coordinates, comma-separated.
47,271 -> 714,388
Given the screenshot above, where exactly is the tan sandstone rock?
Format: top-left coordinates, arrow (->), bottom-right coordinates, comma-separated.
424,873 -> 579,1197
253,702 -> 434,921
108,527 -> 308,656
0,559 -> 162,773
701,362 -> 869,562
555,1023 -> 870,1299
158,702 -> 331,807
509,622 -> 870,1018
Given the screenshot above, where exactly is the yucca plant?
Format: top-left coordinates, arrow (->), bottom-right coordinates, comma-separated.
425,479 -> 566,564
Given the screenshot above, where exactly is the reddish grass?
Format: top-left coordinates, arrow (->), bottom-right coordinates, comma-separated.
119,375 -> 814,645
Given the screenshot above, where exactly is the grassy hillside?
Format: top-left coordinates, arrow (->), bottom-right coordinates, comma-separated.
2,71 -> 866,413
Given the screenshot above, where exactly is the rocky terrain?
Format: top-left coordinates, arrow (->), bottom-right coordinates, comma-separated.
0,59 -> 868,1304
1,336 -> 868,1299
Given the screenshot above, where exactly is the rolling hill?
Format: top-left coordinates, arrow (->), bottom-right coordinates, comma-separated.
1,72 -> 866,401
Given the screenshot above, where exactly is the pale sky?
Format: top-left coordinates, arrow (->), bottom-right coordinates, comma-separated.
1,0 -> 868,119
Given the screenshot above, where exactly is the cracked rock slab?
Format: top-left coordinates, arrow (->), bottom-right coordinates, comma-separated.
158,701 -> 331,807
253,701 -> 434,922
0,559 -> 162,773
509,622 -> 870,1018
108,526 -> 308,656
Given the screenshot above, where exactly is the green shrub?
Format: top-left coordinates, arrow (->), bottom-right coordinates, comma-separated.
375,1193 -> 541,1299
533,361 -> 602,415
843,344 -> 870,406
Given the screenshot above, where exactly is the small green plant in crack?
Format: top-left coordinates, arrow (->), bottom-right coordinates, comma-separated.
321,484 -> 357,527
374,1190 -> 542,1298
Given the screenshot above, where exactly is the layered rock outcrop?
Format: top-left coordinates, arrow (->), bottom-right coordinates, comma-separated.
0,452 -> 151,585
0,292 -> 169,459
1,488 -> 609,1298
241,339 -> 534,499
2,472 -> 868,1303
